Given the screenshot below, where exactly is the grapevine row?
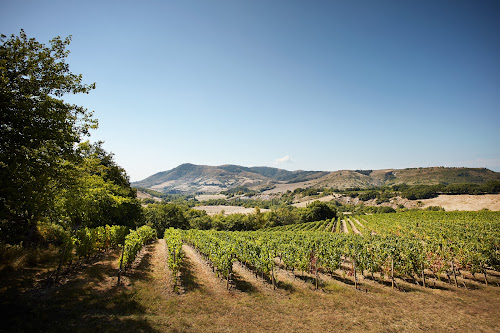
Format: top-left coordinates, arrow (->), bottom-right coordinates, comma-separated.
55,225 -> 129,282
180,227 -> 498,290
164,228 -> 183,289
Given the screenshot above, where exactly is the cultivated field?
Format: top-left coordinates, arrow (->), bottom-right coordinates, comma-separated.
421,194 -> 500,211
193,205 -> 270,216
2,211 -> 499,332
2,238 -> 499,332
195,194 -> 228,201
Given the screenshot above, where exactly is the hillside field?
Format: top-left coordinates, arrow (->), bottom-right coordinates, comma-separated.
191,194 -> 500,216
2,239 -> 499,332
2,211 -> 499,332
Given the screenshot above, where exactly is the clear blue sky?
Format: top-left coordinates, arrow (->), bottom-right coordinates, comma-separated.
2,0 -> 499,181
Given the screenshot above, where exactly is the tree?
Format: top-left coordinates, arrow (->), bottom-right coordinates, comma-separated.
55,141 -> 141,230
0,30 -> 94,243
143,203 -> 189,235
265,206 -> 298,227
301,201 -> 337,222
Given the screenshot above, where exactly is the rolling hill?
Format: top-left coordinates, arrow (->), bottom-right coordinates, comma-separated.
132,164 -> 500,194
132,163 -> 327,194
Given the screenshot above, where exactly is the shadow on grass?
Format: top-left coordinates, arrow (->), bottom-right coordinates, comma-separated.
127,249 -> 153,282
276,280 -> 296,292
0,246 -> 160,333
294,273 -> 317,286
328,272 -> 357,287
179,255 -> 202,292
1,285 -> 159,332
230,271 -> 258,293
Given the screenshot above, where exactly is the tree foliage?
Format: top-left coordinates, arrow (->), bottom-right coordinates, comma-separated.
0,30 -> 139,244
55,142 -> 141,229
300,201 -> 337,223
143,203 -> 189,235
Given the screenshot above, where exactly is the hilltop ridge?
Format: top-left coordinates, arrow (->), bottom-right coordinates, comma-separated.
132,164 -> 500,194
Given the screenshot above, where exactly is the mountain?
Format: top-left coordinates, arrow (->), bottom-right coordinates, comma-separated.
132,164 -> 500,194
310,167 -> 500,189
132,163 -> 326,194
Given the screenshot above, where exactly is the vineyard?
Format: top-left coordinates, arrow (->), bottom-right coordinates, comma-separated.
165,211 -> 500,291
2,212 -> 500,332
39,225 -> 157,284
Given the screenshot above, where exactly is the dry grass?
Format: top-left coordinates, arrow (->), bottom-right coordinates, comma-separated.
291,194 -> 339,208
421,194 -> 500,211
1,240 -> 500,332
193,205 -> 270,216
137,190 -> 163,202
195,194 -> 228,201
0,244 -> 60,271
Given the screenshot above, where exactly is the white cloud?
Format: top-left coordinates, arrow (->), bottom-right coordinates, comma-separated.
275,155 -> 293,164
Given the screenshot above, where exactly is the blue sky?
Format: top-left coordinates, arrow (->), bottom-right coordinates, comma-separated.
2,0 -> 499,181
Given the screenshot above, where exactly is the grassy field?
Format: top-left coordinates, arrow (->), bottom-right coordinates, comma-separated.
2,239 -> 499,333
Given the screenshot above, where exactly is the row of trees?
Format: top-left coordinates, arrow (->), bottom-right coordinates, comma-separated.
397,182 -> 500,200
142,200 -> 337,234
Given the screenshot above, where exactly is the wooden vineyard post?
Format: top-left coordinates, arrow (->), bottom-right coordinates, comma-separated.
482,266 -> 488,286
117,245 -> 126,286
341,256 -> 346,279
451,261 -> 458,287
315,262 -> 319,290
227,259 -> 234,290
353,259 -> 358,290
272,267 -> 276,290
421,262 -> 426,288
391,257 -> 394,290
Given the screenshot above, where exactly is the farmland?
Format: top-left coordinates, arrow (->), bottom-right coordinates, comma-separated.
2,211 -> 500,332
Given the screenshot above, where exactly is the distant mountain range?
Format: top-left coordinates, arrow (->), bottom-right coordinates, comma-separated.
132,163 -> 500,194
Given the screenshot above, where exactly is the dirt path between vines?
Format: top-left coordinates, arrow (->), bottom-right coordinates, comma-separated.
231,262 -> 276,295
352,217 -> 365,228
147,239 -> 176,296
181,244 -> 230,295
347,219 -> 361,235
340,220 -> 348,233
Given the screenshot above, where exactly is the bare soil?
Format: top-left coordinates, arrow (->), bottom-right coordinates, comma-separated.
291,194 -> 339,207
352,217 -> 365,228
347,219 -> 362,235
136,190 -> 162,202
180,244 -> 230,295
340,220 -> 349,233
260,181 -> 315,194
421,194 -> 500,211
195,194 -> 228,201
